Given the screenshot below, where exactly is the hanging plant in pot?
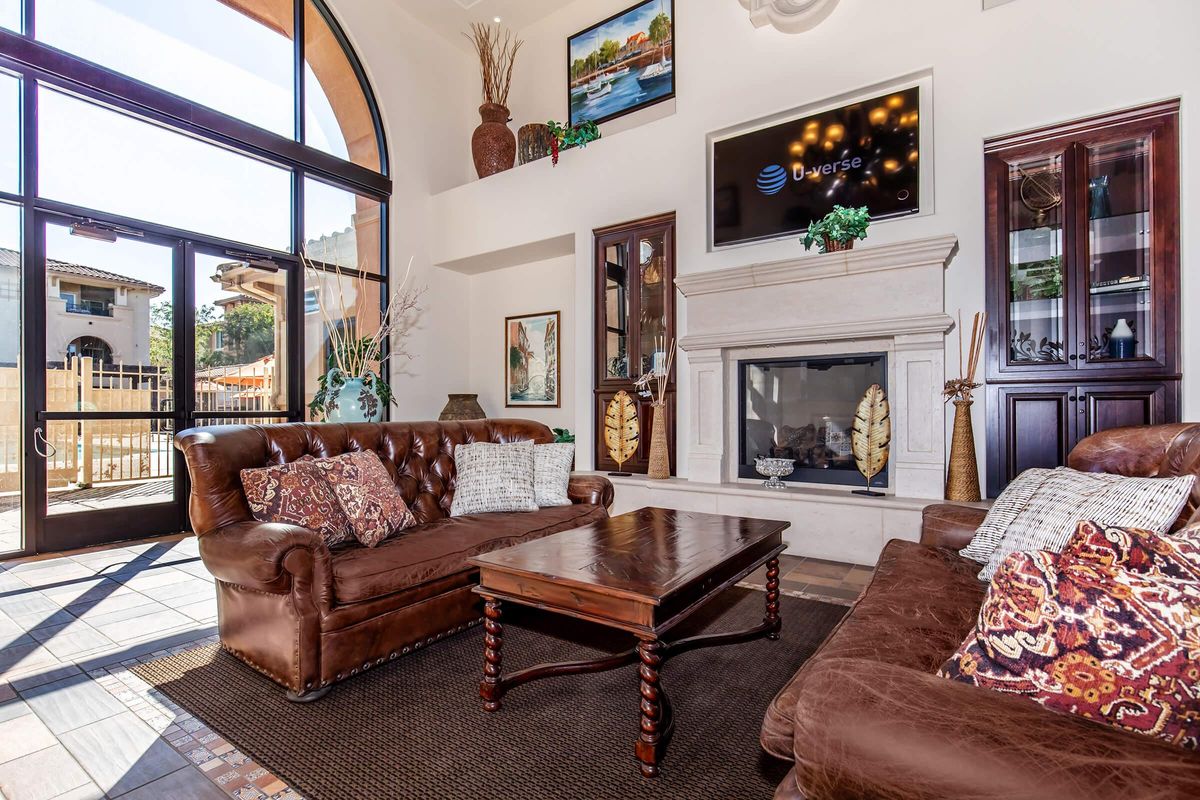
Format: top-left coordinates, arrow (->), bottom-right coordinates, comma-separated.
465,22 -> 523,179
304,255 -> 425,423
802,205 -> 870,254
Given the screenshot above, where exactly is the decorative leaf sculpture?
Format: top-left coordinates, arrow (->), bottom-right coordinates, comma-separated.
604,390 -> 640,472
850,383 -> 891,494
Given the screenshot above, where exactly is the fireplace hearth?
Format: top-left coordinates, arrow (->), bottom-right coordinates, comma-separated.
738,354 -> 887,487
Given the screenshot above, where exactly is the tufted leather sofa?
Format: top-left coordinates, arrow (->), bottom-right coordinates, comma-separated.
175,419 -> 614,701
762,424 -> 1200,800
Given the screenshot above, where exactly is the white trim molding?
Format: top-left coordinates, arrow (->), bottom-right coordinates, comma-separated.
738,0 -> 841,33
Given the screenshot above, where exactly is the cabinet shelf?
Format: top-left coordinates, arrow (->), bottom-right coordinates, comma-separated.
1090,279 -> 1150,295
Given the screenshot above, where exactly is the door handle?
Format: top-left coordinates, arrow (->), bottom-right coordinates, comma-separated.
33,426 -> 57,459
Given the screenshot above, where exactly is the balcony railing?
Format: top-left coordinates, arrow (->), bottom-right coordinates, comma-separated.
64,299 -> 114,317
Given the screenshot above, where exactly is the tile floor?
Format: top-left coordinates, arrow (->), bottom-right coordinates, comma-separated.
0,538 -> 866,800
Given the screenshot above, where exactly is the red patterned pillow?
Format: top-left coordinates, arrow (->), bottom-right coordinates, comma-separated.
305,451 -> 415,547
1061,519 -> 1200,581
940,547 -> 1200,750
240,461 -> 352,547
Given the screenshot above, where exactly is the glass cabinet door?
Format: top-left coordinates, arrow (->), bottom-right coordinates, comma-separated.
1006,152 -> 1068,366
637,232 -> 667,376
602,240 -> 629,379
1083,136 -> 1153,363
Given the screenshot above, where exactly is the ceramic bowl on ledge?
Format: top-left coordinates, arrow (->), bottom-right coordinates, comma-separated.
754,456 -> 796,489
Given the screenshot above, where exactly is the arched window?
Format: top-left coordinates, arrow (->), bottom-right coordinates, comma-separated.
0,0 -> 390,418
66,336 -> 112,364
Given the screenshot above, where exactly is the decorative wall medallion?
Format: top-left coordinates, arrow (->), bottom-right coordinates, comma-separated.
738,0 -> 840,33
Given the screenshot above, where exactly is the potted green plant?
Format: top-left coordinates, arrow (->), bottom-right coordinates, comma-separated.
304,255 -> 424,423
545,120 -> 600,165
802,205 -> 871,253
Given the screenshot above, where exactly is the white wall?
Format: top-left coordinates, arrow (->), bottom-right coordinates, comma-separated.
424,0 -> 1200,481
465,254 -> 576,430
325,0 -> 478,420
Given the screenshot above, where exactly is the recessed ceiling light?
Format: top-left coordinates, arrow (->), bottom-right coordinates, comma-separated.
493,16 -> 502,23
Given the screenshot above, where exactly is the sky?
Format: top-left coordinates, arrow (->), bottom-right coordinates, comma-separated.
0,0 -> 367,306
569,0 -> 672,63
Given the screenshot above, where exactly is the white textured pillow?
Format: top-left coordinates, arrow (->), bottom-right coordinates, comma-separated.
450,441 -> 538,516
534,443 -> 574,507
960,468 -> 1054,564
976,467 -> 1195,581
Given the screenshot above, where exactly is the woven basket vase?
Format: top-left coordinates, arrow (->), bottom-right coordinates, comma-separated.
648,403 -> 670,480
946,399 -> 982,502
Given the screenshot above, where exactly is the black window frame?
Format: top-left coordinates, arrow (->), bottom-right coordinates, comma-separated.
0,0 -> 391,555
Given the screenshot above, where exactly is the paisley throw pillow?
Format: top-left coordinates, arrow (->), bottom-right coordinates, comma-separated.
240,460 -> 352,547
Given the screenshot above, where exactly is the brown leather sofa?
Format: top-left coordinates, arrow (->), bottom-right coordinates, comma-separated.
175,419 -> 613,701
762,423 -> 1200,800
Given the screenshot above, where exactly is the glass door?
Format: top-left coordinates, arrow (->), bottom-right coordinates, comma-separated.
0,202 -> 22,556
192,247 -> 292,428
1003,150 -> 1070,368
30,217 -> 299,552
35,215 -> 184,551
1079,134 -> 1159,368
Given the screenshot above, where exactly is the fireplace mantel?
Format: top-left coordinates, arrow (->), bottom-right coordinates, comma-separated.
676,234 -> 958,299
675,234 -> 958,501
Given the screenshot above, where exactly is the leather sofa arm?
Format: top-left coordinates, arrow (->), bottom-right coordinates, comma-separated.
787,657 -> 1200,800
198,520 -> 330,594
567,474 -> 614,509
920,503 -> 986,550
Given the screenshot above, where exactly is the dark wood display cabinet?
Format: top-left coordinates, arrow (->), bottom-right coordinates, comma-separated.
984,100 -> 1181,496
593,213 -> 676,475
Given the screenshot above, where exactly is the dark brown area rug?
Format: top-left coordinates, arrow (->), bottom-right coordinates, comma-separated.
133,589 -> 845,800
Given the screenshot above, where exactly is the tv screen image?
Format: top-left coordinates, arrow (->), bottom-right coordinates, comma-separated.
712,87 -> 921,248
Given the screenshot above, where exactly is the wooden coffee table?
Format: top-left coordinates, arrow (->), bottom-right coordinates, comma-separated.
469,506 -> 787,778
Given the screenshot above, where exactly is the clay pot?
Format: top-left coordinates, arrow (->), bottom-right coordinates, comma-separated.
438,393 -> 486,421
517,123 -> 553,165
472,103 -> 516,178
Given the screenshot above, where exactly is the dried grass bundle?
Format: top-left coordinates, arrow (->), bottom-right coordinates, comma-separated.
465,22 -> 523,107
633,336 -> 675,407
944,310 -> 987,403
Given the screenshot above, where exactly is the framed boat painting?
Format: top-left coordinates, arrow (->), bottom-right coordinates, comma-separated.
567,0 -> 675,127
506,311 -> 561,408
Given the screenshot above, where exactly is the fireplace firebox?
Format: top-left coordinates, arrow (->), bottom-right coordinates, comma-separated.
737,354 -> 888,487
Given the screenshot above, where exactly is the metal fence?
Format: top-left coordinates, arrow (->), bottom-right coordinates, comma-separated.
0,356 -> 280,492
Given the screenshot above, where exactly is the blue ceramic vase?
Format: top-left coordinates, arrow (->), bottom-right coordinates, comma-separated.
325,377 -> 382,423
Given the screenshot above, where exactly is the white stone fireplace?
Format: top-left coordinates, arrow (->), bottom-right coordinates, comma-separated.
604,235 -> 958,565
679,234 -> 958,497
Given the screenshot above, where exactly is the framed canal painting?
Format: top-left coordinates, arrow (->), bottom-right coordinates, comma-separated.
506,311 -> 560,408
567,0 -> 674,128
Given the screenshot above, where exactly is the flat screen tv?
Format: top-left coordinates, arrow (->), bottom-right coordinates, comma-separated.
711,86 -> 922,248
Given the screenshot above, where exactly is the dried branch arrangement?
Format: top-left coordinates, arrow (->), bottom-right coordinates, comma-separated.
303,254 -> 424,379
945,310 -> 987,403
302,250 -> 425,420
633,336 -> 675,407
465,22 -> 523,107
